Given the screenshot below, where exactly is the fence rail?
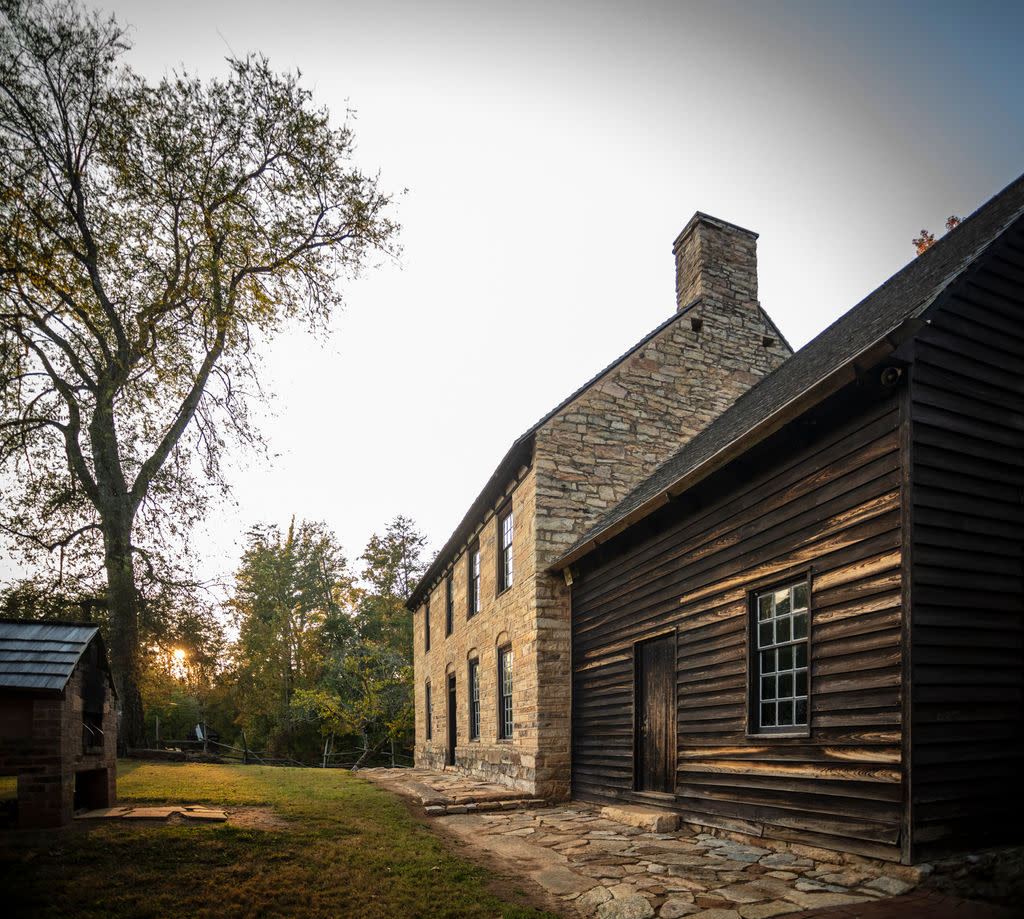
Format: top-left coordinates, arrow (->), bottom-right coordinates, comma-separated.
143,732 -> 413,769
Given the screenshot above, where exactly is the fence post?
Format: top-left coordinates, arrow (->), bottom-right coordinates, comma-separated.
242,730 -> 249,765
155,715 -> 160,747
322,735 -> 329,769
390,738 -> 395,767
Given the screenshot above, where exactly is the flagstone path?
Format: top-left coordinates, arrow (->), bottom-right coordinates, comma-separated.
361,768 -> 925,919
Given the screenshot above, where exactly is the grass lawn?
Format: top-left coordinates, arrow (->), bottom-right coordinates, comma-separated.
0,761 -> 563,919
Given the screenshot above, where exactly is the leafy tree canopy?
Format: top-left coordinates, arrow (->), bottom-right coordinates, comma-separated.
0,0 -> 397,745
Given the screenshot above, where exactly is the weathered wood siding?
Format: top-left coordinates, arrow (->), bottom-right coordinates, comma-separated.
908,227 -> 1024,858
571,388 -> 906,859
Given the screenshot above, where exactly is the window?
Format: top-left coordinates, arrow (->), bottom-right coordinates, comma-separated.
424,598 -> 431,652
498,645 -> 513,739
425,682 -> 433,740
498,507 -> 514,592
752,580 -> 810,733
467,543 -> 481,618
445,573 -> 454,636
468,659 -> 480,740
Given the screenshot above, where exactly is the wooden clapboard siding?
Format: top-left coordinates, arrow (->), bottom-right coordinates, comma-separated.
571,388 -> 905,859
907,230 -> 1024,859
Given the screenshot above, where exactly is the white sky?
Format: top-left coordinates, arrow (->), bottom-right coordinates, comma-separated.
4,0 -> 1024,588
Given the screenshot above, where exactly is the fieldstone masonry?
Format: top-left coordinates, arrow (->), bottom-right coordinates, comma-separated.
413,215 -> 791,799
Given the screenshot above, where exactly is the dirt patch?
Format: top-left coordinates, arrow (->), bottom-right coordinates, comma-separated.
400,797 -> 579,918
224,806 -> 295,831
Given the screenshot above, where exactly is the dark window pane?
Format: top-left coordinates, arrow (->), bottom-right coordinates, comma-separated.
795,698 -> 808,725
779,700 -> 794,724
795,644 -> 808,668
796,669 -> 808,695
761,650 -> 776,674
793,612 -> 808,639
779,673 -> 794,697
779,646 -> 793,670
761,702 -> 776,727
759,623 -> 773,646
776,617 -> 791,643
761,675 -> 775,699
793,583 -> 809,610
759,595 -> 773,620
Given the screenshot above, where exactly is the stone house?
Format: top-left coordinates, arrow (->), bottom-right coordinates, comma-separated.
408,214 -> 792,797
552,172 -> 1024,863
0,619 -> 118,827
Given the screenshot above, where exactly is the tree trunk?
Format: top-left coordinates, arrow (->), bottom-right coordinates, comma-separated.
353,735 -> 389,768
100,503 -> 145,751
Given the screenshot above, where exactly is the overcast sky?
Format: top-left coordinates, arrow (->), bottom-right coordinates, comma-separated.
5,0 -> 1024,588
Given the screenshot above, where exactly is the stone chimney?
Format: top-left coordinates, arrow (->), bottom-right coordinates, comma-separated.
673,212 -> 759,312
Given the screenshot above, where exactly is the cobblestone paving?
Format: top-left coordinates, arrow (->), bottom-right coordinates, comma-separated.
360,769 -> 927,919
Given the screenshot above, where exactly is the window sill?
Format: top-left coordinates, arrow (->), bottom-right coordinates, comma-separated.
746,730 -> 810,740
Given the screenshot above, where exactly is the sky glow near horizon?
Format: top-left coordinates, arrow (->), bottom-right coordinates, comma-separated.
3,0 -> 1023,590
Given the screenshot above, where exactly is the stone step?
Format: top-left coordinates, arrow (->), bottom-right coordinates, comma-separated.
424,798 -> 547,816
600,804 -> 680,834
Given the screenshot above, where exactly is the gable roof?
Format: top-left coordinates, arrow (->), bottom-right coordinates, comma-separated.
554,172 -> 1024,571
0,619 -> 107,692
407,301 -> 720,611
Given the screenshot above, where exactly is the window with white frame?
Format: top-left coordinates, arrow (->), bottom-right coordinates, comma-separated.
467,544 -> 481,618
445,573 -> 454,636
498,507 -> 514,592
498,645 -> 513,739
468,659 -> 480,740
752,580 -> 810,733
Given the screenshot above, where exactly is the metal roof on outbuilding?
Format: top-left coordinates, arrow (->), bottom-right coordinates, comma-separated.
0,619 -> 104,692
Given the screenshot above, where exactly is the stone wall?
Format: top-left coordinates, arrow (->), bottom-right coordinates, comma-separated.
411,213 -> 792,801
529,220 -> 792,798
414,465 -> 543,790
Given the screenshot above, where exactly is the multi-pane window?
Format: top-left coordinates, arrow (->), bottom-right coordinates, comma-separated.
425,682 -> 433,740
754,581 -> 810,732
498,646 -> 513,739
498,508 -> 514,592
424,598 -> 431,652
468,659 -> 480,740
445,574 -> 454,636
468,544 -> 481,618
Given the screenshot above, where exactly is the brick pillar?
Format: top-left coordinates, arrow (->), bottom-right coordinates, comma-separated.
673,212 -> 759,310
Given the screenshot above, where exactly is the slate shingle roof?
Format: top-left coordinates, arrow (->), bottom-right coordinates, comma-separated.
0,619 -> 103,692
554,171 -> 1024,571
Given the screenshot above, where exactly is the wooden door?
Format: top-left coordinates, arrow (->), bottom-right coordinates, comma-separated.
635,635 -> 676,793
446,673 -> 457,767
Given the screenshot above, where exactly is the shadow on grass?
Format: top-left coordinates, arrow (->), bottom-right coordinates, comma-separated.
0,761 -> 563,919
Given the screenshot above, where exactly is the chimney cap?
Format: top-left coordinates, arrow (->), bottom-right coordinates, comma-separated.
673,212 -> 758,253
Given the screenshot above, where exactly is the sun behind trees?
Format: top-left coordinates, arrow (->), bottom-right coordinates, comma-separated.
0,0 -> 397,746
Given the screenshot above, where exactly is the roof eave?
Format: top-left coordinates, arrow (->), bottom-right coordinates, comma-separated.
549,316 -> 926,574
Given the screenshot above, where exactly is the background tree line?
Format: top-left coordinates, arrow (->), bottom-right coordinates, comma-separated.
1,514 -> 427,764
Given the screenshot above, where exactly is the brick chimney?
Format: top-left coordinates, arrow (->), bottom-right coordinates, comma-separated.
673,212 -> 759,312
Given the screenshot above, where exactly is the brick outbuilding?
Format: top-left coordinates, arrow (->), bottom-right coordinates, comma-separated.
0,619 -> 118,827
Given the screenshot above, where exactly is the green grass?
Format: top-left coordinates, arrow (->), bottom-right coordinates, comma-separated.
0,762 -> 562,919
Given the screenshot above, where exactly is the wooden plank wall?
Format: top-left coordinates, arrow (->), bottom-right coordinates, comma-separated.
908,228 -> 1024,858
571,389 -> 907,860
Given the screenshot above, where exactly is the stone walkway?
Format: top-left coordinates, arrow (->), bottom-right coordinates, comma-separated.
361,768 -> 926,919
